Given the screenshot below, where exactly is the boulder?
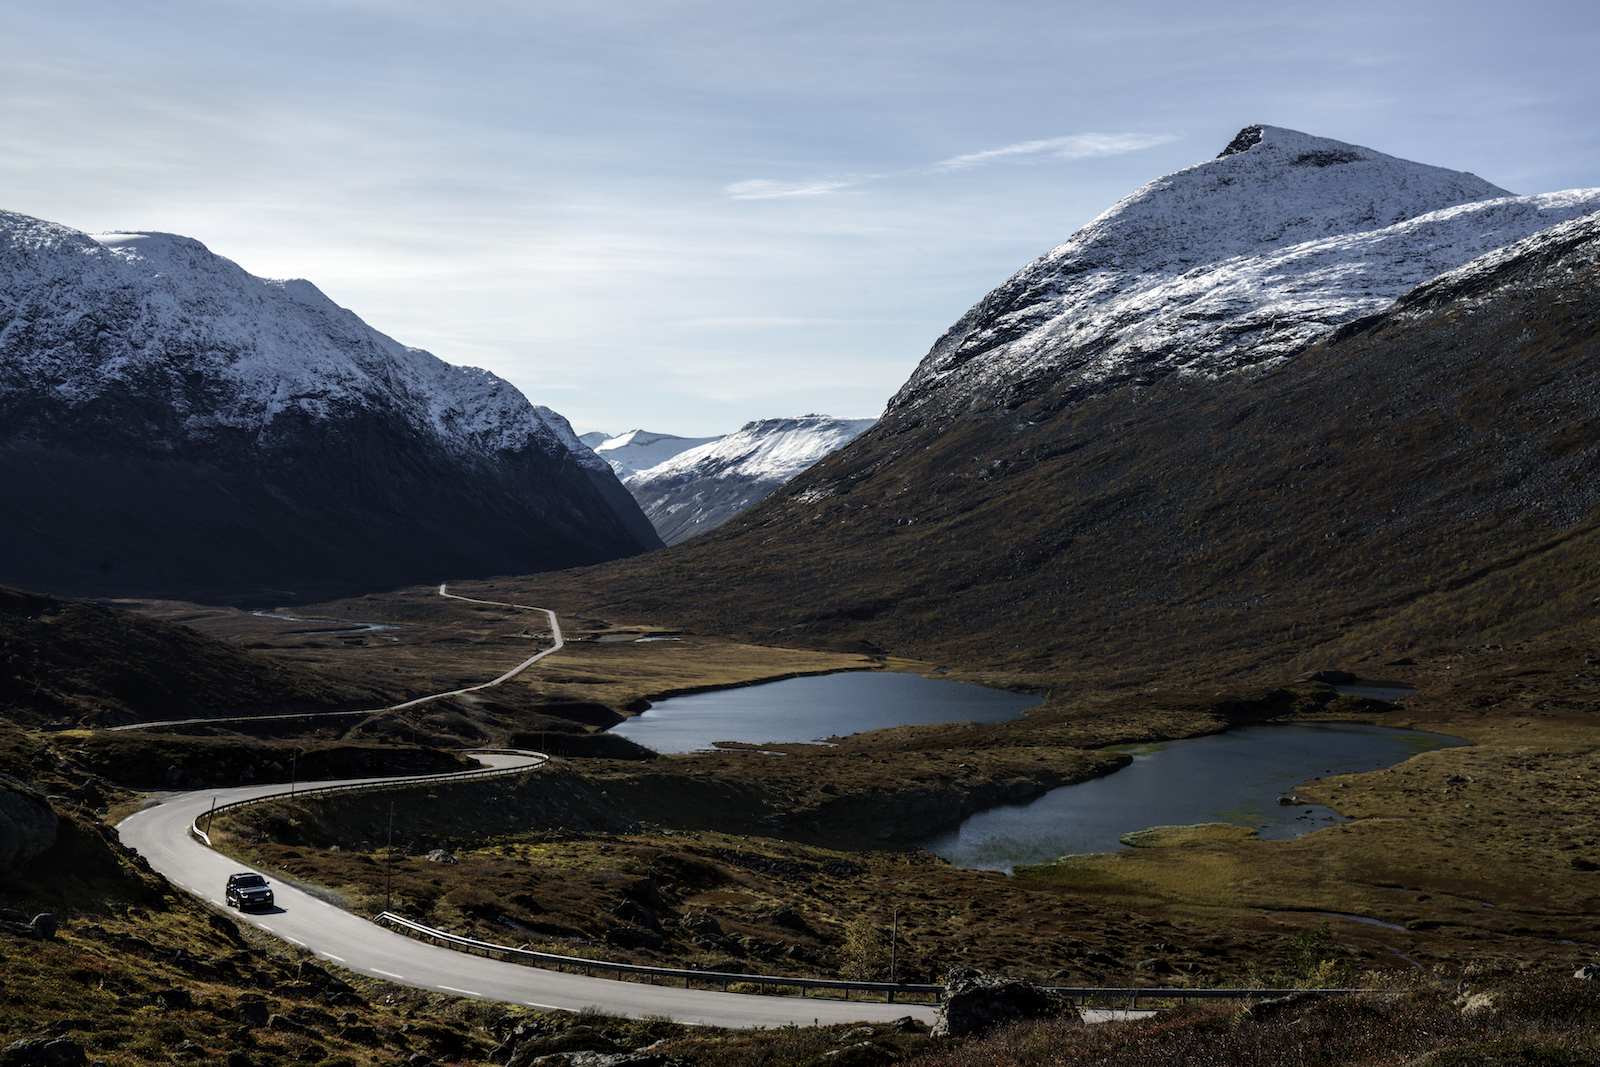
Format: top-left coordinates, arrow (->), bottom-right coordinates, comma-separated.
679,914 -> 722,937
811,1045 -> 885,1067
1242,991 -> 1321,1020
0,1038 -> 87,1067
754,907 -> 810,933
931,968 -> 1077,1038
609,900 -> 661,932
1575,963 -> 1600,981
1,913 -> 60,941
209,913 -> 247,945
149,988 -> 194,1010
604,927 -> 664,950
536,1055 -> 680,1067
506,1026 -> 621,1067
0,776 -> 59,874
236,1000 -> 271,1028
425,849 -> 457,864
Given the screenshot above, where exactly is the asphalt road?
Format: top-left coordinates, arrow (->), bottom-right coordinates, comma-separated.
118,753 -> 937,1027
112,584 -> 564,730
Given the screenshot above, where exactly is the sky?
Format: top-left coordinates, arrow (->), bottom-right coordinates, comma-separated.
4,1 -> 1599,438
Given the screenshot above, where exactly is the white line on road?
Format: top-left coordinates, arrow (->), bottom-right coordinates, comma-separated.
324,955 -> 346,963
373,969 -> 406,980
285,936 -> 306,947
440,986 -> 483,997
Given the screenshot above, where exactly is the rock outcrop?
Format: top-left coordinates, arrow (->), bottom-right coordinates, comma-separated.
0,775 -> 58,873
931,968 -> 1077,1038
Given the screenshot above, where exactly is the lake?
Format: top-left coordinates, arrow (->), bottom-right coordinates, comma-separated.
608,671 -> 1042,753
918,722 -> 1468,872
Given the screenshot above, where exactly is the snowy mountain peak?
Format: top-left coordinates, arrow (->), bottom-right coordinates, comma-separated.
889,126 -> 1600,418
1,212 -> 595,468
623,415 -> 875,544
0,208 -> 659,599
590,428 -> 724,478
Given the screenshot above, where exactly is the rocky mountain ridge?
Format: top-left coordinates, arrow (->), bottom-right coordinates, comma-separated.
585,428 -> 724,478
0,211 -> 660,603
892,125 -> 1600,420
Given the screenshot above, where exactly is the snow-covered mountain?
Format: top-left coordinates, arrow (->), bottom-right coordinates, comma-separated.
587,429 -> 724,479
623,415 -> 874,544
0,211 -> 661,602
892,124 -> 1600,418
590,128 -> 1600,677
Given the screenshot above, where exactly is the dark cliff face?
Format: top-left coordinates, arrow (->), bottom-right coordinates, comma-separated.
0,400 -> 658,604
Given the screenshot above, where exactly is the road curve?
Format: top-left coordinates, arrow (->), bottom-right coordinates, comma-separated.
386,586 -> 566,710
119,754 -> 935,1027
114,586 -> 934,1024
110,583 -> 564,731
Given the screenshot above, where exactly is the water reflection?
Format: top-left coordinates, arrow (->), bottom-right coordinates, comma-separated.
919,722 -> 1467,872
609,671 -> 1041,754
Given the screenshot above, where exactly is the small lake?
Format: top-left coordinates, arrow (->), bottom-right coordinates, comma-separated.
608,671 -> 1042,754
918,722 -> 1468,872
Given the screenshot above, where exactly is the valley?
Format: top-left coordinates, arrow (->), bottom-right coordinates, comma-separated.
6,125 -> 1600,1065
39,579 -> 1600,992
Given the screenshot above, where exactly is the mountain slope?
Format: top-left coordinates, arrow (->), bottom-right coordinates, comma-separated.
0,212 -> 660,603
623,415 -> 875,544
501,134 -> 1600,683
893,125 -> 1600,420
0,585 -> 389,727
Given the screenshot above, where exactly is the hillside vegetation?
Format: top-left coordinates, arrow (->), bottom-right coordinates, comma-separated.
490,213 -> 1600,693
0,586 -> 393,728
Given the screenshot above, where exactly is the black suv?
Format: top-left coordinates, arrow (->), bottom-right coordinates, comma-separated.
225,872 -> 274,910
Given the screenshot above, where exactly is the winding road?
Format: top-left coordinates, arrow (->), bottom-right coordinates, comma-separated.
117,588 -> 937,1027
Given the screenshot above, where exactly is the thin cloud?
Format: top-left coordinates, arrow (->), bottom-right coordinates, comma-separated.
724,177 -> 864,199
934,132 -> 1177,171
726,133 -> 1174,200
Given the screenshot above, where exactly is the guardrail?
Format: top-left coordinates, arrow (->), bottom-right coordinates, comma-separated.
374,911 -> 943,1003
1048,986 -> 1368,1007
190,750 -> 546,846
374,912 -> 1368,1008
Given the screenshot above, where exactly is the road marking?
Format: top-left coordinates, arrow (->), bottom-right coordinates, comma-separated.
285,936 -> 307,947
324,954 -> 345,963
373,969 -> 406,980
440,985 -> 483,997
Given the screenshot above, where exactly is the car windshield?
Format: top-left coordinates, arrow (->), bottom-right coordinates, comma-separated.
234,875 -> 266,887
